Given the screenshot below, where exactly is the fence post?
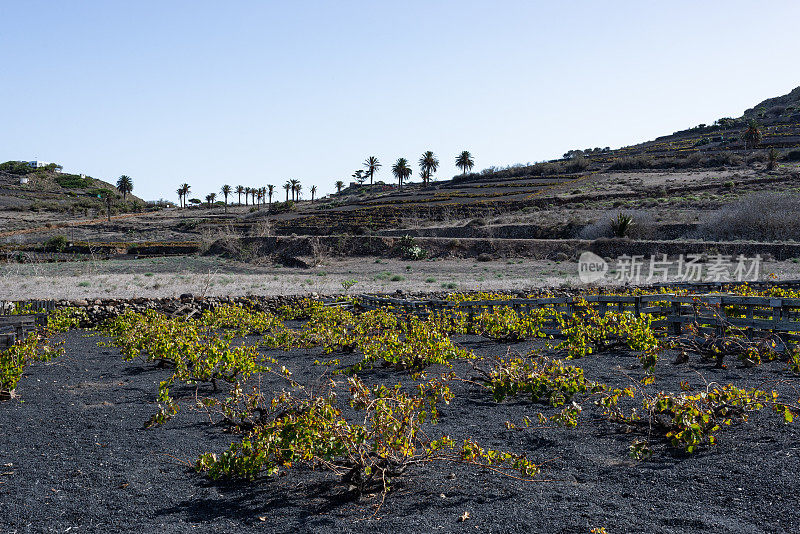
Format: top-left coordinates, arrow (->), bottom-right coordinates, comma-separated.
669,300 -> 682,335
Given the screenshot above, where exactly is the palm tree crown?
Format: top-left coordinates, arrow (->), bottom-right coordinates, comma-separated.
455,151 -> 474,174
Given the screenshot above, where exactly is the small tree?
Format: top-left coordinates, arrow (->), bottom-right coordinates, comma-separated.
767,148 -> 779,171
310,185 -> 317,203
744,120 -> 763,149
116,175 -> 133,201
205,193 -> 216,207
335,180 -> 344,194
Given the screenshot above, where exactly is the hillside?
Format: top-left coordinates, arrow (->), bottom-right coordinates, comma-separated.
240,85 -> 800,236
0,161 -> 147,233
1,86 -> 799,252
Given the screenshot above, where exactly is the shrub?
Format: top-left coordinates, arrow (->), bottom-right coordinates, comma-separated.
398,235 -> 427,260
698,192 -> 800,241
195,375 -> 539,495
0,161 -> 36,174
55,174 -> 93,188
43,235 -> 69,252
608,156 -> 653,171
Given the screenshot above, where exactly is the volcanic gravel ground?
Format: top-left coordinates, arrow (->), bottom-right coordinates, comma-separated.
2,331 -> 800,533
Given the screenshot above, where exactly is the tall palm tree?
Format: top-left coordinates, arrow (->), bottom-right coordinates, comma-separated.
310,185 -> 317,203
335,180 -> 344,194
267,184 -> 275,211
205,193 -> 216,207
289,179 -> 300,201
176,188 -> 183,208
235,185 -> 244,205
179,183 -> 190,208
250,187 -> 257,206
220,184 -> 232,212
419,151 -> 439,185
284,182 -> 291,201
116,175 -> 133,200
364,156 -> 381,186
392,158 -> 412,191
294,183 -> 303,200
455,151 -> 474,174
244,186 -> 251,206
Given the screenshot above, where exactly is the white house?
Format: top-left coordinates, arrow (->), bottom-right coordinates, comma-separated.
27,161 -> 61,172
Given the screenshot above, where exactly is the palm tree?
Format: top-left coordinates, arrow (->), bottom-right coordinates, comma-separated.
744,120 -> 763,149
294,183 -> 303,200
767,148 -> 779,171
244,186 -> 251,206
364,156 -> 381,186
267,184 -> 275,211
176,188 -> 183,208
284,182 -> 291,201
310,185 -> 317,203
235,185 -> 244,205
205,193 -> 216,207
335,180 -> 344,194
392,158 -> 412,191
250,187 -> 257,206
179,183 -> 190,208
116,175 -> 133,200
419,151 -> 439,185
456,151 -> 474,174
289,179 -> 300,201
220,184 -> 232,212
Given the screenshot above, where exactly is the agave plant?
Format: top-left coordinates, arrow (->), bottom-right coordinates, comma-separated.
610,213 -> 634,238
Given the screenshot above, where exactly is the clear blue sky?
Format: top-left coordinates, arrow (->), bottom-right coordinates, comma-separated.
1,1 -> 798,201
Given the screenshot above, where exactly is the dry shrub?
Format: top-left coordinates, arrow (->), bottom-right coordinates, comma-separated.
251,218 -> 273,237
200,224 -> 244,256
698,192 -> 800,241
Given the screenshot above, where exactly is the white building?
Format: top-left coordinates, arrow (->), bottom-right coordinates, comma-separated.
27,161 -> 61,172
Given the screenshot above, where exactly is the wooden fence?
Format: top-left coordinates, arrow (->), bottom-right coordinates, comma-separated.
0,301 -> 54,348
359,293 -> 800,337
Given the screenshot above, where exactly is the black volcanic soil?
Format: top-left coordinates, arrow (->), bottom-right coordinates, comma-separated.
2,331 -> 799,533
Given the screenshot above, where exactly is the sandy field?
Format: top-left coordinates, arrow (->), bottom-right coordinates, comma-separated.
3,255 -> 800,300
